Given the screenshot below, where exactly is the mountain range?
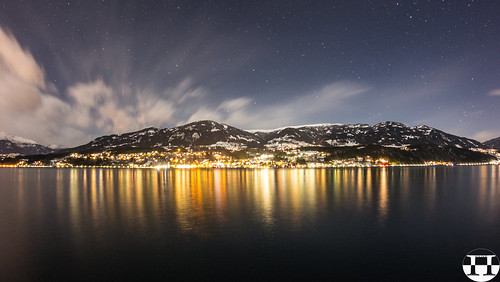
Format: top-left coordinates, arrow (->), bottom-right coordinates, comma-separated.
1,120 -> 499,161
61,120 -> 487,152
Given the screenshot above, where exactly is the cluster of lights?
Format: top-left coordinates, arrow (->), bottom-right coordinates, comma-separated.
2,146 -> 498,169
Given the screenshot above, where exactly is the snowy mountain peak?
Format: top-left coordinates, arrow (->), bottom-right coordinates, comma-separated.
0,132 -> 37,144
0,133 -> 55,155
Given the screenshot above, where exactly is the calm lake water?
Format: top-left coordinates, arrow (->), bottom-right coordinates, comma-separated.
0,166 -> 499,281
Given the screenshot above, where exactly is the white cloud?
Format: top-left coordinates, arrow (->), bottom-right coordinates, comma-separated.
0,28 -> 45,89
0,71 -> 42,113
0,26 -> 209,146
0,28 -> 46,117
47,78 -> 203,146
0,27 -> 49,143
488,89 -> 500,96
136,97 -> 174,126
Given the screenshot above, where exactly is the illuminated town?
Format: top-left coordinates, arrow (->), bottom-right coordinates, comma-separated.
2,145 -> 499,169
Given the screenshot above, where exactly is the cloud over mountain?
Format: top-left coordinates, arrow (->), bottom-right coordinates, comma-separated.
0,25 -> 370,147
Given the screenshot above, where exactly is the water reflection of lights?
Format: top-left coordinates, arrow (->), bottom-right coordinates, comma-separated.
377,168 -> 389,225
11,166 -> 499,243
257,169 -> 275,232
4,165 -> 500,260
478,165 -> 500,225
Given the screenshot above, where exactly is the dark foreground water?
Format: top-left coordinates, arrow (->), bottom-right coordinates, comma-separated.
0,166 -> 499,281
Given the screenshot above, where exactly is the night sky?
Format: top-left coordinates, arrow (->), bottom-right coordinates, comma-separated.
0,0 -> 498,146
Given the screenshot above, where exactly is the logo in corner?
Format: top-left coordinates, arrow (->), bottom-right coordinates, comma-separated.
463,248 -> 499,282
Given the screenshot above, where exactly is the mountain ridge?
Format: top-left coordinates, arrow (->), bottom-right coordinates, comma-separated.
61,119 -> 486,153
1,120 -> 496,160
484,137 -> 500,150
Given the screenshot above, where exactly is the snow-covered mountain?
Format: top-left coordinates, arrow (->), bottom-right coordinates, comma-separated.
65,120 -> 262,153
63,120 -> 484,153
483,137 -> 500,150
0,133 -> 55,155
255,121 -> 483,149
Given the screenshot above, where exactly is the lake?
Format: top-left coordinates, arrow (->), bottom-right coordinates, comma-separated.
0,166 -> 499,281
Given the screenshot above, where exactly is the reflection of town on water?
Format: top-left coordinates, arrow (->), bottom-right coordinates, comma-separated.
10,166 -> 500,247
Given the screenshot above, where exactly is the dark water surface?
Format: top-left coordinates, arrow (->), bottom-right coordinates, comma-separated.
0,166 -> 499,281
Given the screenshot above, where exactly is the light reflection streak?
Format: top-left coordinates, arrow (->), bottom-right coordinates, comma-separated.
423,167 -> 437,216
378,168 -> 389,225
90,169 -> 98,233
258,169 -> 275,231
478,165 -> 500,225
69,168 -> 80,240
134,169 -> 145,230
16,168 -> 25,220
357,169 -> 364,211
365,168 -> 373,209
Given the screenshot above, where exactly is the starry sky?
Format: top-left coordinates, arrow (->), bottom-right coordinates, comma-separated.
0,0 -> 499,146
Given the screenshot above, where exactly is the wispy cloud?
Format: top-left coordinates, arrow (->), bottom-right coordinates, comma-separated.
488,89 -> 500,96
0,28 -> 46,89
0,26 -> 211,146
185,82 -> 369,130
0,24 -> 372,146
0,27 -> 51,142
472,130 -> 500,142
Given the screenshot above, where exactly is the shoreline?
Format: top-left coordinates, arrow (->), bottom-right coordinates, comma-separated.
1,162 -> 497,169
